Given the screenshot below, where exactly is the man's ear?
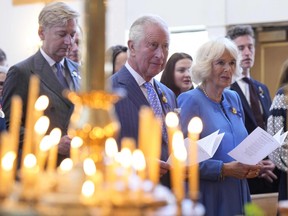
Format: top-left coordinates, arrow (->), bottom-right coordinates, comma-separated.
38,26 -> 45,40
128,40 -> 136,57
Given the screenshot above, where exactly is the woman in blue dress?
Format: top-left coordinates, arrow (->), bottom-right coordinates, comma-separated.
178,37 -> 261,216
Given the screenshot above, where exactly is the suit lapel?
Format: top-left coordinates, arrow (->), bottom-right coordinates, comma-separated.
230,82 -> 256,123
118,69 -> 149,109
33,51 -> 72,106
65,59 -> 81,91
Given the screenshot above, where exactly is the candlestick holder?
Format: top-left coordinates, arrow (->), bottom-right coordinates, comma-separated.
66,90 -> 120,170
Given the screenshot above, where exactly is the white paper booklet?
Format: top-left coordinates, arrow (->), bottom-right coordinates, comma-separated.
167,130 -> 224,165
228,127 -> 288,165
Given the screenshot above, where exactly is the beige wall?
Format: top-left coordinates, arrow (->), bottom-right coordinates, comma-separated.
1,0 -> 288,65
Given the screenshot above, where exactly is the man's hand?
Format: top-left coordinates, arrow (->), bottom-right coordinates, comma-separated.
258,159 -> 277,183
159,160 -> 170,177
58,135 -> 72,156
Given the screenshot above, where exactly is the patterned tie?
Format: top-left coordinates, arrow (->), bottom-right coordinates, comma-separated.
144,82 -> 168,143
55,62 -> 69,89
242,77 -> 265,129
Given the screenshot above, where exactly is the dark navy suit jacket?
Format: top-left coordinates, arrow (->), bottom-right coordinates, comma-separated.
110,66 -> 178,187
230,78 -> 280,194
230,78 -> 271,133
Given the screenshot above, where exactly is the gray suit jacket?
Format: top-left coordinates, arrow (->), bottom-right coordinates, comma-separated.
2,50 -> 80,164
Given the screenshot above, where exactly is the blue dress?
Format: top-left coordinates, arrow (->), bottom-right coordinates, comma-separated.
178,88 -> 251,216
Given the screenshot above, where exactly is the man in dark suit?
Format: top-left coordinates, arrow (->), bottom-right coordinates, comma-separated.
227,25 -> 279,194
2,2 -> 80,166
110,15 -> 177,188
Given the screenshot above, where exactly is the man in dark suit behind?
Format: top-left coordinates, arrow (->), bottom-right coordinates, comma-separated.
227,25 -> 279,194
110,15 -> 177,188
2,2 -> 81,167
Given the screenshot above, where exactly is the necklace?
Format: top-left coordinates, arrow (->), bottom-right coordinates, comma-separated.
199,84 -> 209,98
199,84 -> 222,103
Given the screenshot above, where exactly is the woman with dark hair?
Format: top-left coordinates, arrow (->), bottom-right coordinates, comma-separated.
108,45 -> 128,74
160,52 -> 193,97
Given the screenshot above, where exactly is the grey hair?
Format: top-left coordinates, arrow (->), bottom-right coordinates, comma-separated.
129,15 -> 170,46
192,37 -> 242,84
38,2 -> 79,29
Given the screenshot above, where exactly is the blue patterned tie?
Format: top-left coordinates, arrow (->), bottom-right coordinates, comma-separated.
55,62 -> 69,89
144,82 -> 168,143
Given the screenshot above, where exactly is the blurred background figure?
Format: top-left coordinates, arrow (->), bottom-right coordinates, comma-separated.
107,45 -> 128,74
0,48 -> 8,66
160,52 -> 193,97
277,59 -> 288,89
68,26 -> 82,64
0,66 -> 8,100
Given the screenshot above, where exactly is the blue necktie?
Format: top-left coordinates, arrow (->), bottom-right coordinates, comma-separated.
144,82 -> 168,143
55,62 -> 69,89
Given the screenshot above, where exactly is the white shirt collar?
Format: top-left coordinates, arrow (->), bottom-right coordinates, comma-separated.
125,62 -> 154,87
40,48 -> 65,67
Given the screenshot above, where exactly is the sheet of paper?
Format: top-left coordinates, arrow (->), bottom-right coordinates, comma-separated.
167,130 -> 224,166
228,127 -> 288,165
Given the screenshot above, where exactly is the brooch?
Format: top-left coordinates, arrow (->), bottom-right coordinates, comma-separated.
162,95 -> 167,103
258,86 -> 264,98
231,107 -> 237,114
71,71 -> 81,79
230,107 -> 242,117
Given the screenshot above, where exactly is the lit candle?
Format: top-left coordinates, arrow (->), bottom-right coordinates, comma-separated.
105,138 -> 118,184
58,158 -> 73,174
165,112 -> 180,155
171,130 -> 187,202
21,75 -> 40,168
132,149 -> 146,180
34,116 -> 50,157
83,157 -> 103,188
0,151 -> 16,196
37,135 -> 51,171
70,136 -> 84,165
34,95 -> 49,122
47,128 -> 61,172
81,180 -> 95,205
21,153 -> 39,200
187,117 -> 203,201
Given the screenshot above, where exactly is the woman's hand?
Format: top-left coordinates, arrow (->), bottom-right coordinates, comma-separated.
222,161 -> 262,179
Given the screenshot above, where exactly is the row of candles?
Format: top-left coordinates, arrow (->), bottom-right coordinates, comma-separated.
0,75 -> 203,208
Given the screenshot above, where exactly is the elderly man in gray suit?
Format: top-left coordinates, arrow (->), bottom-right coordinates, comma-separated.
2,2 -> 81,166
110,15 -> 178,188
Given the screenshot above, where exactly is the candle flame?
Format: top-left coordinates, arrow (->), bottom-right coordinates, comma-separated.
1,151 -> 16,171
35,95 -> 49,111
49,128 -> 62,146
34,116 -> 50,135
59,158 -> 73,172
39,135 -> 52,152
24,153 -> 37,168
105,137 -> 118,158
172,131 -> 187,162
71,136 -> 83,148
132,149 -> 146,171
82,180 -> 95,197
188,117 -> 203,134
119,147 -> 132,168
83,158 -> 97,176
165,112 -> 179,128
